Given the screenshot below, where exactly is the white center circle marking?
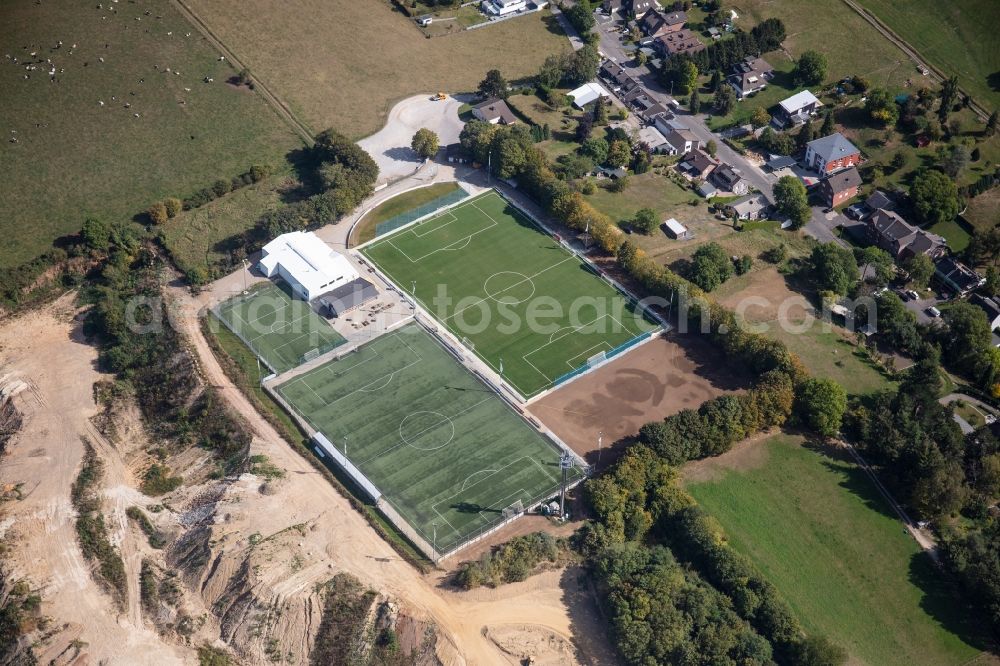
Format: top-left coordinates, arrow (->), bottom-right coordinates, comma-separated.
483,271 -> 536,305
399,410 -> 455,451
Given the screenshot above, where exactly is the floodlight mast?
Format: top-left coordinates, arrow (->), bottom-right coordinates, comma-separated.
559,452 -> 574,519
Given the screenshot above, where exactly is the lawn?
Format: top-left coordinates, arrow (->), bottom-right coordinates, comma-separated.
160,170 -> 293,278
0,0 -> 299,268
215,281 -> 346,374
185,0 -> 571,139
275,322 -> 577,554
351,182 -> 464,246
963,187 -> 1000,234
928,218 -> 973,254
705,56 -> 798,130
852,0 -> 1000,110
735,0 -> 918,92
361,190 -> 660,397
715,266 -> 894,395
686,434 -> 985,666
584,171 -> 699,224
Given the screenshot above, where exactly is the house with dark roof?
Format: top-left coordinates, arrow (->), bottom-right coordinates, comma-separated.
804,132 -> 861,174
678,149 -> 719,179
640,101 -> 671,123
472,98 -> 518,125
728,56 -> 773,99
652,29 -> 704,58
726,193 -> 772,220
819,166 -> 862,207
935,257 -> 983,296
711,164 -> 749,195
638,9 -> 686,38
866,209 -> 947,261
625,0 -> 656,17
865,189 -> 895,212
602,0 -> 623,13
600,60 -> 636,90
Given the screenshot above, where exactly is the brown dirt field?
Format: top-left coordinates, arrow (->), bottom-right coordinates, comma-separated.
186,0 -> 571,138
529,335 -> 748,467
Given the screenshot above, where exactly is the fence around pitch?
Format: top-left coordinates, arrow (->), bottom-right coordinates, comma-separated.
374,187 -> 470,238
312,433 -> 382,501
211,299 -> 280,375
551,329 -> 656,388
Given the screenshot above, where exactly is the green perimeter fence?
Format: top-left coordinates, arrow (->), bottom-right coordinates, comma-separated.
374,187 -> 469,237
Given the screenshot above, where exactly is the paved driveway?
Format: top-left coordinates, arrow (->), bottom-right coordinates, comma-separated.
357,94 -> 466,184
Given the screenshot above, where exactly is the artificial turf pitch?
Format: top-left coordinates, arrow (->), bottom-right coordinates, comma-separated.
216,281 -> 346,374
360,190 -> 659,397
275,322 -> 577,553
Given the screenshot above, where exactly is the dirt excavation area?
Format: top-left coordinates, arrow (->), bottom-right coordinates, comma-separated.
0,290 -> 619,665
529,334 -> 747,466
0,295 -> 188,663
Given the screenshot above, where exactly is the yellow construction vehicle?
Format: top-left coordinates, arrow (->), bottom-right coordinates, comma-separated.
432,92 -> 447,101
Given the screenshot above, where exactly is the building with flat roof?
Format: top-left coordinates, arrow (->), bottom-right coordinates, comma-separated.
318,278 -> 379,318
258,231 -> 359,301
568,82 -> 612,108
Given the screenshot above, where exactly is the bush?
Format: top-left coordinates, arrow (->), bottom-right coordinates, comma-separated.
632,208 -> 658,235
734,254 -> 752,275
762,243 -> 787,264
455,532 -> 562,589
141,463 -> 183,497
248,164 -> 271,182
147,202 -> 168,225
212,179 -> 231,198
689,242 -> 732,291
163,197 -> 182,218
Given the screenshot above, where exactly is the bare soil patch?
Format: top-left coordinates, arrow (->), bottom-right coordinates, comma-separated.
529,335 -> 747,467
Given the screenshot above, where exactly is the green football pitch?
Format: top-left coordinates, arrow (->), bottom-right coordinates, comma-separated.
215,281 -> 346,374
360,190 -> 659,397
275,323 -> 577,554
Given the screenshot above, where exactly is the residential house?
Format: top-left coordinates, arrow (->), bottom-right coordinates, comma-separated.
678,148 -> 719,179
697,181 -> 718,198
865,189 -> 895,212
568,82 -> 612,109
472,98 -> 518,125
775,90 -> 822,127
653,113 -> 687,135
638,9 -> 686,38
652,29 -> 704,58
625,0 -> 656,18
805,132 -> 861,174
819,166 -> 862,207
662,128 -> 699,155
728,56 -> 773,99
935,257 -> 984,296
972,294 -> 1000,331
726,193 -> 772,220
867,209 -> 947,261
640,101 -> 671,123
482,0 -> 527,16
637,126 -> 670,153
602,0 -> 623,13
711,164 -> 749,195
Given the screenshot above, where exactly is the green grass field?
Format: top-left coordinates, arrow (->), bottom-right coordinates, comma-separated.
0,0 -> 298,267
853,0 -> 1000,110
215,281 -> 346,374
275,323 -> 575,553
686,435 -> 985,666
351,182 -> 464,246
360,191 -> 660,397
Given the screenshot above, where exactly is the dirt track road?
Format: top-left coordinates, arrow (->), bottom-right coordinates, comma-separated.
167,286 -> 617,664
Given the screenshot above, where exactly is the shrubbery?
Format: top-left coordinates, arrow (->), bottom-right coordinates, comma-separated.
454,532 -> 563,589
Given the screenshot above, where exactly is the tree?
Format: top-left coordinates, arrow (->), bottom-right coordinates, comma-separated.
580,137 -> 609,164
632,208 -> 658,235
713,85 -> 735,115
904,253 -> 935,288
910,169 -> 960,226
576,113 -> 594,141
147,201 -> 168,225
794,50 -> 827,86
856,246 -> 894,287
689,88 -> 701,114
593,98 -> 609,125
163,197 -> 182,218
819,110 -> 835,136
689,242 -> 733,291
987,110 -> 998,137
679,60 -> 699,95
606,140 -> 631,168
709,69 -> 723,92
751,107 -> 771,129
808,243 -> 859,295
81,217 -> 113,252
564,45 -> 600,86
941,302 -> 992,377
796,118 -> 815,148
938,75 -> 959,120
705,139 -> 717,157
750,17 -> 787,52
536,54 -> 565,89
795,377 -> 847,437
792,635 -> 849,666
478,69 -> 508,99
865,88 -> 899,126
942,144 -> 970,178
773,175 -> 811,229
986,266 -> 1000,295
890,150 -> 906,171
410,128 -> 439,159
565,0 -> 596,34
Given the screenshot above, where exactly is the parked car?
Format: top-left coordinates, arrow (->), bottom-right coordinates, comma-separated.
907,289 -> 920,300
845,204 -> 867,220
926,306 -> 941,318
